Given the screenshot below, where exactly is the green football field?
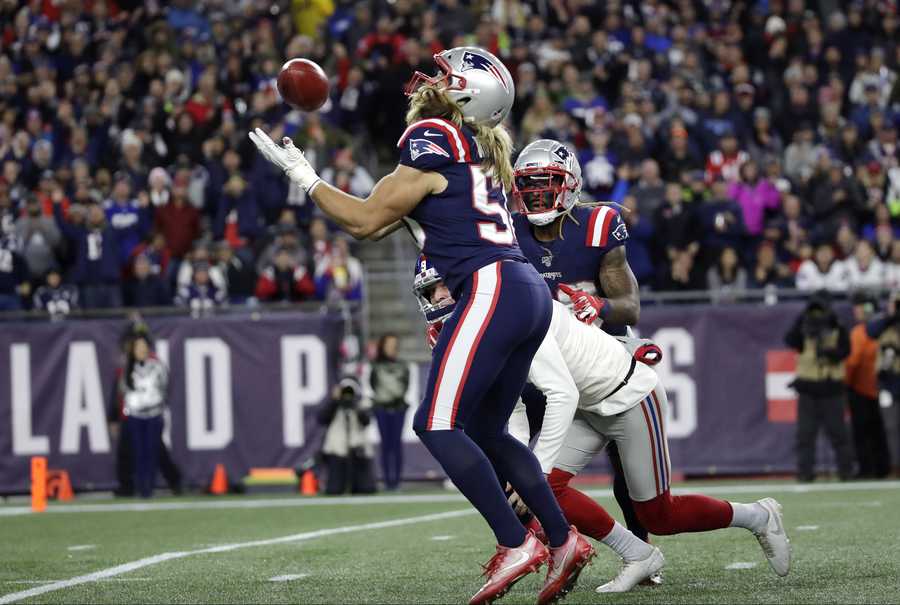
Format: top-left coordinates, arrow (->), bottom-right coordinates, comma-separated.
1,480 -> 899,604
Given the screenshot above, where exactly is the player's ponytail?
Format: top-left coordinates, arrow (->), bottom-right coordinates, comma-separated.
406,83 -> 515,192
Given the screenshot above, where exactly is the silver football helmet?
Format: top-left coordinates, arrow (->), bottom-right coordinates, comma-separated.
413,254 -> 456,324
513,139 -> 583,226
405,46 -> 514,127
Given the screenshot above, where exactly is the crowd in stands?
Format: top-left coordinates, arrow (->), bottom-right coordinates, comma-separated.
1,0 -> 900,316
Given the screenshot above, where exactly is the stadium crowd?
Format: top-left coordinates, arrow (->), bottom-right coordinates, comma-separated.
1,0 -> 899,315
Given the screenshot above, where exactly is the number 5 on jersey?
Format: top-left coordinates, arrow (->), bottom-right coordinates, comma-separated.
470,166 -> 515,246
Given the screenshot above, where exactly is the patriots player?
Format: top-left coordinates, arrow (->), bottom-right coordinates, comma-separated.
415,261 -> 793,592
512,139 -> 652,556
250,47 -> 593,605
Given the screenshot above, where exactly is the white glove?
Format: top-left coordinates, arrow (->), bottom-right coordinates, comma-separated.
247,128 -> 321,193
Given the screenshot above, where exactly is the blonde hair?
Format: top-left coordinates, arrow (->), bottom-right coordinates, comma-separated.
405,84 -> 515,191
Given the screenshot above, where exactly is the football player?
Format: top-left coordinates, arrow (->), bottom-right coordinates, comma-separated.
511,139 -> 652,561
251,47 -> 592,605
415,261 -> 793,592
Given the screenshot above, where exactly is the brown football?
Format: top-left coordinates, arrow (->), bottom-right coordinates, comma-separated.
277,58 -> 329,112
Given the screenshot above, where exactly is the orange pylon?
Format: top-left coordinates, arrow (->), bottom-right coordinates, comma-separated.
300,469 -> 318,496
210,463 -> 228,495
46,470 -> 75,501
31,457 -> 47,512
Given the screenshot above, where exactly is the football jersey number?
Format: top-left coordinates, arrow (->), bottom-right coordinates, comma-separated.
470,166 -> 515,245
87,232 -> 103,261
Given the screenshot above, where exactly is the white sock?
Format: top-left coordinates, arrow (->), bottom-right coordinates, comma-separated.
728,502 -> 768,533
601,521 -> 653,562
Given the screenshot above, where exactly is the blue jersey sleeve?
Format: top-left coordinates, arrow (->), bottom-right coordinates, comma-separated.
584,205 -> 628,250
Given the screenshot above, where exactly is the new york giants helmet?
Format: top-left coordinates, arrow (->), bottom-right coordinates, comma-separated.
413,254 -> 456,324
405,47 -> 515,127
513,139 -> 583,226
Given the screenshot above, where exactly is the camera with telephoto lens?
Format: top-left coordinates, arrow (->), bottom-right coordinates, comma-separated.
336,377 -> 360,410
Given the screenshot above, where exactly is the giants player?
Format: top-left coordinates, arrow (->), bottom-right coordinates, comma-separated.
414,261 -> 792,592
511,139 -> 651,557
250,47 -> 592,605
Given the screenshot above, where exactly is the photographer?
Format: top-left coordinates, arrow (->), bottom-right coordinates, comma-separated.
866,291 -> 900,471
785,290 -> 854,482
317,376 -> 376,495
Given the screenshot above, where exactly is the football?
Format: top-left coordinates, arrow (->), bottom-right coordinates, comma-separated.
277,58 -> 330,112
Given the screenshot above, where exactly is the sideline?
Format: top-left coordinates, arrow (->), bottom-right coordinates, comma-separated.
1,479 -> 898,517
0,508 -> 476,604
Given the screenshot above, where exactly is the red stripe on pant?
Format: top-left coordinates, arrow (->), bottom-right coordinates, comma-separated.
631,490 -> 733,535
639,400 -> 662,496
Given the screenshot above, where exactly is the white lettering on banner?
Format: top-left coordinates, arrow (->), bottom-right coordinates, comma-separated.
155,340 -> 172,449
280,336 -> 327,447
11,344 -> 50,455
651,327 -> 697,439
60,342 -> 110,454
185,338 -> 233,450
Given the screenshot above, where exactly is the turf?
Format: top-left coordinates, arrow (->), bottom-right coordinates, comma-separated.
1,481 -> 899,604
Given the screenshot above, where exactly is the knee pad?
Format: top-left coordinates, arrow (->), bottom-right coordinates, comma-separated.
632,491 -> 676,536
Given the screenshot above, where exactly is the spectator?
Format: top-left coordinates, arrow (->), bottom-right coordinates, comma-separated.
369,334 -> 410,491
319,147 -> 376,199
0,238 -> 29,311
153,181 -> 200,261
175,261 -> 224,314
784,292 -> 854,482
54,202 -> 122,309
120,335 -> 169,499
213,175 -> 262,248
176,245 -> 226,295
104,173 -> 151,268
315,237 -> 363,302
784,124 -> 824,183
845,240 -> 886,291
255,247 -> 315,303
658,123 -> 703,183
15,193 -> 62,280
728,160 -> 780,240
747,107 -> 784,164
655,247 -> 703,292
126,254 -> 171,308
796,243 -> 850,293
216,242 -> 257,305
630,159 -> 666,216
32,268 -> 78,320
749,242 -> 795,289
705,132 -> 748,184
707,247 -> 748,303
698,179 -> 747,256
845,291 -> 891,479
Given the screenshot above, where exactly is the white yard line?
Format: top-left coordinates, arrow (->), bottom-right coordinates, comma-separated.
268,574 -> 309,582
2,479 -> 898,517
0,508 -> 474,605
66,545 -> 96,552
725,562 -> 758,570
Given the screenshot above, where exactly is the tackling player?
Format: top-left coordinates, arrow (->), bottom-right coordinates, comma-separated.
414,261 -> 792,592
250,47 -> 593,605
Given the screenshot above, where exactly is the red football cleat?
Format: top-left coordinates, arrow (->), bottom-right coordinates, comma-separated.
537,526 -> 595,605
469,531 -> 549,605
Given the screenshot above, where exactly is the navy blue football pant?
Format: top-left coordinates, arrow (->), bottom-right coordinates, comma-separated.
374,407 -> 407,489
127,415 -> 163,498
413,260 -> 570,548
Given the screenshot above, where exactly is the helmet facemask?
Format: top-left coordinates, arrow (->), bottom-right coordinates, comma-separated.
514,165 -> 575,226
413,270 -> 456,324
404,55 -> 468,97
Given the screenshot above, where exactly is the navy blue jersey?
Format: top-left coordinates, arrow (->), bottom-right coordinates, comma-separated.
397,118 -> 525,295
33,285 -> 79,317
513,204 -> 629,334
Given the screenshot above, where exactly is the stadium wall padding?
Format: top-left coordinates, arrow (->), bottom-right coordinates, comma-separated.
0,303 -> 829,493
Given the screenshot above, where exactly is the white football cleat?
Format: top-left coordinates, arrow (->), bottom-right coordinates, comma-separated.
595,547 -> 665,593
754,497 -> 791,577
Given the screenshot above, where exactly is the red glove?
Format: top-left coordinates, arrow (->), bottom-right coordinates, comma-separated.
633,343 -> 663,366
558,284 -> 609,325
426,321 -> 443,350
